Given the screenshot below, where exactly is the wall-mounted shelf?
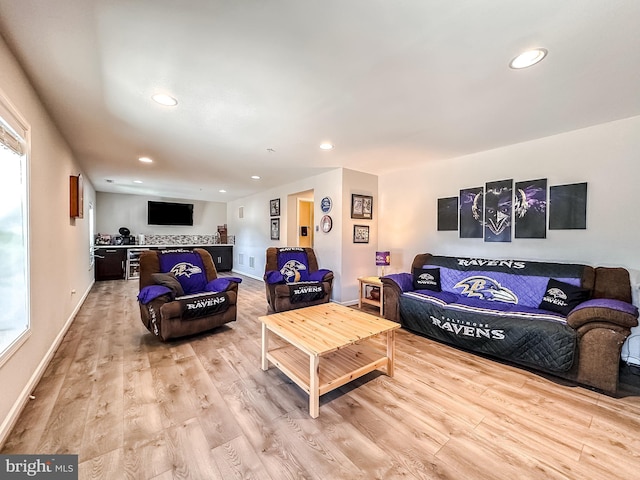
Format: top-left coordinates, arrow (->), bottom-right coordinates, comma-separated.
70,174 -> 83,218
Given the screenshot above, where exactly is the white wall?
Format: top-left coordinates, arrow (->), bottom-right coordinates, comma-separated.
341,169 -> 378,302
96,192 -> 227,236
379,115 -> 640,279
0,38 -> 96,443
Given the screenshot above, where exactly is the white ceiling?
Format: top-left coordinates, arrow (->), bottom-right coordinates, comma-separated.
1,0 -> 639,202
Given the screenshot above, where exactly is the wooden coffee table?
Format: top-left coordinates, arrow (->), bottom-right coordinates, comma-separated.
259,302 -> 400,418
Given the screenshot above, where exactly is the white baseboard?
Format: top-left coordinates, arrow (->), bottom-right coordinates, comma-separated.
231,269 -> 263,281
0,280 -> 94,447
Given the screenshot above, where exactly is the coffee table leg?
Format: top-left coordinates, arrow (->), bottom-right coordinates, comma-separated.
309,354 -> 319,418
386,330 -> 395,377
261,323 -> 269,371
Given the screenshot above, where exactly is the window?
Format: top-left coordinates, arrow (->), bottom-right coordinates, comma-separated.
89,201 -> 95,267
0,96 -> 30,364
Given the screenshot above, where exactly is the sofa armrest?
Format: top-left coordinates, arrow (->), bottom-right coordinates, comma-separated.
264,270 -> 285,284
205,277 -> 242,293
566,298 -> 638,394
567,298 -> 639,330
309,269 -> 333,282
383,273 -> 413,292
382,274 -> 412,322
138,285 -> 173,304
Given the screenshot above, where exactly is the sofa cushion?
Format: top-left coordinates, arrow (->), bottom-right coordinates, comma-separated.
413,267 -> 441,291
152,272 -> 185,297
539,279 -> 591,315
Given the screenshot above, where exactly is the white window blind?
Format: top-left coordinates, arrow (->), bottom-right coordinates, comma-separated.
0,99 -> 26,154
0,94 -> 30,364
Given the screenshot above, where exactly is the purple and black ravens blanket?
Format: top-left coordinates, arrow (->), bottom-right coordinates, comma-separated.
176,292 -> 230,320
288,282 -> 325,303
399,292 -> 576,373
396,256 -> 588,373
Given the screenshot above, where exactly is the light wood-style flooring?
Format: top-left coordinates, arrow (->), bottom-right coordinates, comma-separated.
3,273 -> 640,479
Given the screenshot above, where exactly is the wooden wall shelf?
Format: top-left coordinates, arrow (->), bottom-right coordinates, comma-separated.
70,174 -> 83,218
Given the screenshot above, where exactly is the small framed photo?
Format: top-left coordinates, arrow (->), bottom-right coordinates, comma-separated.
270,198 -> 280,217
353,224 -> 369,243
351,194 -> 373,219
270,218 -> 280,240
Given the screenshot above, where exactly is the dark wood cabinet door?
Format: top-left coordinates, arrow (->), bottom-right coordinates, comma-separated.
95,248 -> 126,280
201,245 -> 233,271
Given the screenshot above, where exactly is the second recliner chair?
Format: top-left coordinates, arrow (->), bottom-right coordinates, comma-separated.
263,247 -> 333,313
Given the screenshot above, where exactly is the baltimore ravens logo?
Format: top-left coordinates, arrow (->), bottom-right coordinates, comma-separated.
454,276 -> 518,304
170,262 -> 203,278
546,287 -> 567,299
419,273 -> 434,281
280,260 -> 307,282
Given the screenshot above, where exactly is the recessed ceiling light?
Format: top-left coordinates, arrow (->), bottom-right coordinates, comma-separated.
139,156 -> 153,163
509,48 -> 548,69
151,93 -> 178,106
219,189 -> 226,193
319,143 -> 334,150
251,175 -> 261,180
133,180 -> 143,184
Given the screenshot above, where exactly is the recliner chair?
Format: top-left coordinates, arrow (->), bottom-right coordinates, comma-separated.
137,248 -> 241,341
264,247 -> 333,313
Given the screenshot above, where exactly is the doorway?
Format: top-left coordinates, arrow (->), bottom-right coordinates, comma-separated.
286,189 -> 314,246
298,198 -> 314,247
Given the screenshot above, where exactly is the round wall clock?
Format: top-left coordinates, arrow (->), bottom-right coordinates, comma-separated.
320,215 -> 333,233
320,196 -> 332,213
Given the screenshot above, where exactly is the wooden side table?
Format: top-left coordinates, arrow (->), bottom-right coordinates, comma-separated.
358,276 -> 384,315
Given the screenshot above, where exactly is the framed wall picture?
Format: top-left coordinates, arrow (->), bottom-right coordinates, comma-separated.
437,196 -> 458,231
459,187 -> 483,238
514,178 -> 547,238
484,178 -> 513,243
270,198 -> 280,216
351,194 -> 373,219
549,182 -> 587,229
270,218 -> 280,240
353,224 -> 369,243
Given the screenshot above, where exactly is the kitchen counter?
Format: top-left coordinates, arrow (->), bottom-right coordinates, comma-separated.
94,244 -> 235,248
94,244 -> 234,280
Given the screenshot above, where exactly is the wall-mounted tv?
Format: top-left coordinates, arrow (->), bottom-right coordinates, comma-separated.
147,201 -> 194,226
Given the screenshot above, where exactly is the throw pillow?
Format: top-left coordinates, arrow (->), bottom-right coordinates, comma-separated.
151,273 -> 185,297
538,279 -> 591,315
413,267 -> 441,291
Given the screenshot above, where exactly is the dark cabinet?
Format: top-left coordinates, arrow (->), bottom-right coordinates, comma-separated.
94,248 -> 126,280
200,245 -> 233,271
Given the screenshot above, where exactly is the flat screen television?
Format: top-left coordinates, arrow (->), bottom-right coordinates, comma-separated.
147,201 -> 194,226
